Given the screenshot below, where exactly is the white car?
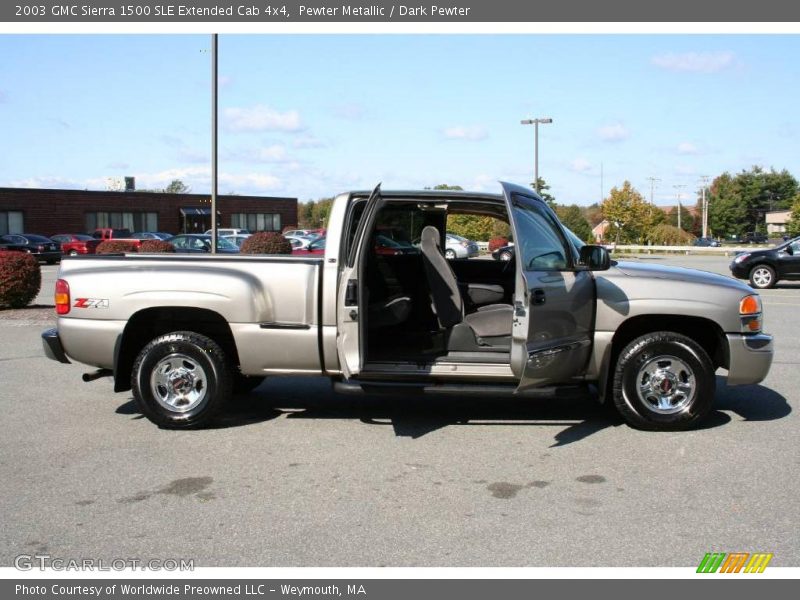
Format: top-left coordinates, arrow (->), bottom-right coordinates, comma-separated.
284,234 -> 313,250
205,228 -> 250,237
445,233 -> 480,259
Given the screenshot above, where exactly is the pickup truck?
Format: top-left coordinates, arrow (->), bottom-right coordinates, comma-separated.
42,183 -> 774,431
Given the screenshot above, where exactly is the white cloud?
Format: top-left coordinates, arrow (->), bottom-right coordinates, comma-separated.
570,158 -> 593,173
229,144 -> 289,163
223,104 -> 302,133
442,126 -> 488,141
106,161 -> 129,170
9,176 -> 85,189
651,51 -> 736,73
674,164 -> 697,176
293,135 -> 327,149
677,142 -> 699,155
597,123 -> 630,143
218,75 -> 233,87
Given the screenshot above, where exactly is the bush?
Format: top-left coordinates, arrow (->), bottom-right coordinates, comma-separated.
0,251 -> 42,308
240,232 -> 293,254
96,240 -> 139,254
139,240 -> 175,253
647,224 -> 696,246
488,237 -> 509,252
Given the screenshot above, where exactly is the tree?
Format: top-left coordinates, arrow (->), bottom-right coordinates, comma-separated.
647,223 -> 695,246
601,181 -> 658,243
707,166 -> 798,238
666,204 -> 695,233
531,177 -> 555,207
555,205 -> 592,242
164,179 -> 191,194
583,203 -> 604,227
298,198 -> 334,229
786,195 -> 800,237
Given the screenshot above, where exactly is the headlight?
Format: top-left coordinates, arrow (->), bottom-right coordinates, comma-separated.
739,294 -> 762,332
734,253 -> 751,264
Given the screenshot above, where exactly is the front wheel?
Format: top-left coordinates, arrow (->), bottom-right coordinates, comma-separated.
612,332 -> 715,431
132,331 -> 232,428
749,264 -> 776,289
445,249 -> 456,259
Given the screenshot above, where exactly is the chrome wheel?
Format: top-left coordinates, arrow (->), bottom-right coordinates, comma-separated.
500,251 -> 512,261
751,267 -> 773,288
150,353 -> 208,413
635,355 -> 695,415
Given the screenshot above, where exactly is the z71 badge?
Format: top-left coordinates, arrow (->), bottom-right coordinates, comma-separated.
73,298 -> 109,309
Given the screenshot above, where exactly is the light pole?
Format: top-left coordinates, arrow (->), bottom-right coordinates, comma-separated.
520,117 -> 552,194
673,184 -> 686,232
210,33 -> 218,254
699,175 -> 710,238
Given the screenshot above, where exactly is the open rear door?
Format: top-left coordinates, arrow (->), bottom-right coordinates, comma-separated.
500,182 -> 595,391
336,184 -> 384,379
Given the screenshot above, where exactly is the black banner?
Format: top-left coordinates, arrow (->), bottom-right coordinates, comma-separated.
3,0 -> 800,22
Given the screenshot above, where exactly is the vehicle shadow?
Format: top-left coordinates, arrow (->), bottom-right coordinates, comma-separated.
716,376 -> 792,421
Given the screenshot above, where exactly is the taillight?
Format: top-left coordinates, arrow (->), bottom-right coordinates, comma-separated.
55,279 -> 70,315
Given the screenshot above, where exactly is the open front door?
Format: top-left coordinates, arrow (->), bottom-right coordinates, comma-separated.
336,184 -> 384,379
500,182 -> 595,392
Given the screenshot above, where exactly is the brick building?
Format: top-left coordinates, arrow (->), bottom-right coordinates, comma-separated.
0,187 -> 298,236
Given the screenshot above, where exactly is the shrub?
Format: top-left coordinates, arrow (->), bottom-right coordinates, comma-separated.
647,224 -> 696,246
240,232 -> 292,255
488,237 -> 509,252
139,240 -> 175,253
0,251 -> 42,308
96,240 -> 139,254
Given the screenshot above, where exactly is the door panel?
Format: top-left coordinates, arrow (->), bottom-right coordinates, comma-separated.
778,241 -> 800,277
336,184 -> 383,378
500,182 -> 595,391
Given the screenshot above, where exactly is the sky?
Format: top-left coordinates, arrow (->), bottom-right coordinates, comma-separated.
1,34 -> 799,205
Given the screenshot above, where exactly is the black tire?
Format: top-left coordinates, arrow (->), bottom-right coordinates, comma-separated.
749,264 -> 777,289
233,374 -> 266,395
131,331 -> 232,428
612,331 -> 715,431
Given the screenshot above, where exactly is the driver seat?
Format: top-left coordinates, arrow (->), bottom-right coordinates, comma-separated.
419,226 -> 513,350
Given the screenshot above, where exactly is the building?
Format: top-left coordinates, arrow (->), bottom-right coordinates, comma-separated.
0,187 -> 297,236
765,210 -> 791,236
592,219 -> 610,242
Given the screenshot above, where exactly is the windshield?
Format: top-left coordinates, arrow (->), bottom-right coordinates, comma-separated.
216,237 -> 237,250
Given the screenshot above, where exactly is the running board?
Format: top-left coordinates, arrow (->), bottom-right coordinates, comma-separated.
334,379 -> 590,398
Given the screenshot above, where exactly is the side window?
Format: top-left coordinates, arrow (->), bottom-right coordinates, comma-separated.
511,195 -> 570,271
445,213 -> 511,260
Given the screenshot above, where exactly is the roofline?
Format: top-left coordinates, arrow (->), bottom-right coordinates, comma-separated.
0,186 -> 296,202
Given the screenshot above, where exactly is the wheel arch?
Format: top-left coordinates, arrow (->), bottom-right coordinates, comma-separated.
114,306 -> 239,392
598,314 -> 727,402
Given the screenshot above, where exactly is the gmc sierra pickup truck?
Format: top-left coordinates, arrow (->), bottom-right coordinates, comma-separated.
42,183 -> 774,431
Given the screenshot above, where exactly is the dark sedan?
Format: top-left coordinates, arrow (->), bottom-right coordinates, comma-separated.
730,236 -> 800,289
0,234 -> 61,263
693,237 -> 721,248
169,234 -> 239,254
491,244 -> 515,261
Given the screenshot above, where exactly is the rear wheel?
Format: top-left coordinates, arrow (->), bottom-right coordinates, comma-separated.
749,264 -> 776,289
612,331 -> 715,431
132,331 -> 232,428
445,249 -> 456,259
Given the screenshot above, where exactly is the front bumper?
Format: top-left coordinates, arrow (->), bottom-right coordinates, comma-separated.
729,261 -> 750,279
726,333 -> 773,385
42,328 -> 71,364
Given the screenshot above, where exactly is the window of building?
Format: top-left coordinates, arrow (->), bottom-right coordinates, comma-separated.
86,212 -> 158,232
231,213 -> 281,232
0,211 -> 24,235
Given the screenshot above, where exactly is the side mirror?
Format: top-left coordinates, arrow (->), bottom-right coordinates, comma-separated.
785,245 -> 793,256
578,245 -> 611,271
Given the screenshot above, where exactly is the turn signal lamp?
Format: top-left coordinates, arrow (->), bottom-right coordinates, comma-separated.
739,294 -> 762,333
55,279 -> 70,315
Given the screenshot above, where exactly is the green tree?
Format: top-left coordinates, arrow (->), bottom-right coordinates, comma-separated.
785,195 -> 800,237
667,204 -> 695,233
707,166 -> 798,238
298,198 -> 334,229
601,181 -> 656,243
555,205 -> 592,242
531,177 -> 555,207
164,179 -> 191,194
647,223 -> 695,246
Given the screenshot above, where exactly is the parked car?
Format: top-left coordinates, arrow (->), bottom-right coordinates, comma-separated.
43,182 -> 773,432
492,244 -> 515,261
131,232 -> 173,241
92,228 -> 133,240
445,233 -> 479,259
204,228 -> 250,237
374,234 -> 418,256
291,237 -> 326,255
51,234 -> 101,256
222,234 -> 251,249
0,234 -> 61,263
170,234 -> 239,254
742,232 -> 768,245
730,236 -> 800,289
283,229 -> 318,238
285,235 -> 313,250
693,237 -> 721,248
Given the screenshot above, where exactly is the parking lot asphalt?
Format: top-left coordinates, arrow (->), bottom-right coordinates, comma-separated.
1,256 -> 798,567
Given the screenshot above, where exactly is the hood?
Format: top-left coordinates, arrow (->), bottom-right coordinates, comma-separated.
613,260 -> 751,292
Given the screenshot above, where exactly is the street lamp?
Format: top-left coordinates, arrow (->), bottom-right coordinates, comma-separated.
520,117 -> 553,194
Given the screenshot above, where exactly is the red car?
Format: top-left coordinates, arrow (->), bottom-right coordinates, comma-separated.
51,234 -> 101,256
292,237 -> 327,255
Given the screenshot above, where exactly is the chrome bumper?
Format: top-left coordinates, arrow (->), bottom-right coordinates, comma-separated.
42,328 -> 71,364
726,333 -> 773,385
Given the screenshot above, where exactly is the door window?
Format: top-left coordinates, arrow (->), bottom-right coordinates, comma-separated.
510,195 -> 570,271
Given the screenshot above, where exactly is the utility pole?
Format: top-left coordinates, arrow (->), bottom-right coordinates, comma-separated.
646,177 -> 661,205
520,117 -> 553,193
699,175 -> 710,238
673,184 -> 686,232
210,33 -> 218,254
